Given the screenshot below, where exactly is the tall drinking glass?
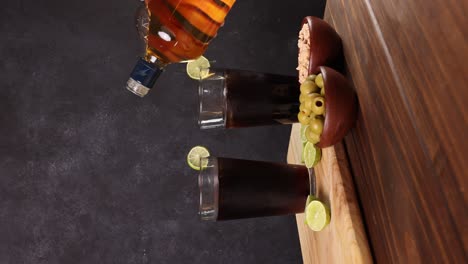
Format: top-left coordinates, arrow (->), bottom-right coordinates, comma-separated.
198,69 -> 300,129
199,156 -> 310,221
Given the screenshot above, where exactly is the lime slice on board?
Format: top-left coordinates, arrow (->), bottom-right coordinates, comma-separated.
305,200 -> 331,231
305,194 -> 315,207
187,146 -> 210,171
300,125 -> 309,143
186,56 -> 211,80
303,142 -> 322,168
304,194 -> 316,224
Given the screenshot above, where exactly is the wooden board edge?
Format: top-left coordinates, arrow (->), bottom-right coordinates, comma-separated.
287,124 -> 373,264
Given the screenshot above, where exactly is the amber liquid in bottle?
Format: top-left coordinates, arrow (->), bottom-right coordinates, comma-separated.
127,0 -> 236,97
145,0 -> 235,63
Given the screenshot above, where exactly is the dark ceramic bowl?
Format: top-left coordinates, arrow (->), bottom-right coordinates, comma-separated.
316,66 -> 358,148
302,16 -> 343,74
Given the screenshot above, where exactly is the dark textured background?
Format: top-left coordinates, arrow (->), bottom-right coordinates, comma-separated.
0,0 -> 325,263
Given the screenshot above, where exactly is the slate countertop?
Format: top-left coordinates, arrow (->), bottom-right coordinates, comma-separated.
0,0 -> 326,263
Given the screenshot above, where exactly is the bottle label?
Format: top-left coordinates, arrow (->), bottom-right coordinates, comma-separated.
129,58 -> 163,89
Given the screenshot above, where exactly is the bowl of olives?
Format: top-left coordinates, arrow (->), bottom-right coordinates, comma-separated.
298,66 -> 357,148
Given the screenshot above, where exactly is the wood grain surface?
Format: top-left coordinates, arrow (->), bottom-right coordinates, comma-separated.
287,124 -> 372,264
323,0 -> 468,262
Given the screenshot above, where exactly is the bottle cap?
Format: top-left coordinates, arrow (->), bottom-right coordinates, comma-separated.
126,58 -> 163,97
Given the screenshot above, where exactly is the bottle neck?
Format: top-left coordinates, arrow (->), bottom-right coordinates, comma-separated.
144,54 -> 168,67
126,57 -> 164,97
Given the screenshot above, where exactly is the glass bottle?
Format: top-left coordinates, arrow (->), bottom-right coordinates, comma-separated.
127,0 -> 237,97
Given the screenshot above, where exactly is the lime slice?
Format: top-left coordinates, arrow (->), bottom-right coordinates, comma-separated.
305,194 -> 316,207
186,56 -> 211,80
303,142 -> 322,168
301,141 -> 307,164
305,200 -> 331,231
304,194 -> 316,224
300,125 -> 309,143
187,146 -> 210,171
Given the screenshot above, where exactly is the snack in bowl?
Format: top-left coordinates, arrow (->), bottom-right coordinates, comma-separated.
297,17 -> 357,149
297,16 -> 343,83
298,69 -> 357,148
297,74 -> 327,147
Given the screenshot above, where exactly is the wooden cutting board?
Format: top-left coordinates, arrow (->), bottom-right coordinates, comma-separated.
287,123 -> 372,264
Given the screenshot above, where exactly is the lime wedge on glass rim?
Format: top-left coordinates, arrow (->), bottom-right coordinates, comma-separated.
305,200 -> 331,231
187,146 -> 210,171
303,142 -> 322,168
186,56 -> 211,80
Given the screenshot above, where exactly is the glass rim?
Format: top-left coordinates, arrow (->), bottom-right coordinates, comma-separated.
198,156 -> 219,221
197,72 -> 227,129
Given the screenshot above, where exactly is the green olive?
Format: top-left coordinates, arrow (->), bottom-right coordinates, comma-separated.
306,74 -> 317,82
297,112 -> 311,125
304,93 -> 321,110
300,103 -> 312,116
311,96 -> 325,115
315,73 -> 324,89
300,80 -> 320,94
309,117 -> 324,135
299,93 -> 309,103
305,126 -> 321,144
321,87 -> 325,96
